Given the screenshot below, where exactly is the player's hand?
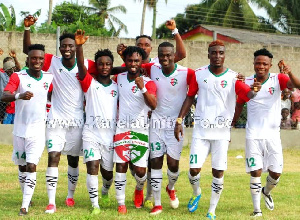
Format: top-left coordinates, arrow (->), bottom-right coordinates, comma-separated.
75,29 -> 89,45
174,123 -> 183,142
166,19 -> 176,30
9,50 -> 16,58
251,78 -> 261,92
140,68 -> 149,78
117,43 -> 127,56
236,73 -> 245,82
278,59 -> 285,73
0,48 -> 3,56
135,77 -> 144,90
282,64 -> 292,75
19,91 -> 34,100
24,15 -> 38,27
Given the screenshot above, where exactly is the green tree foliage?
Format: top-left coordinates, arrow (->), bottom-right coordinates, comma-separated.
47,1 -> 112,36
156,0 -> 277,39
87,0 -> 127,36
0,3 -> 16,31
272,0 -> 300,34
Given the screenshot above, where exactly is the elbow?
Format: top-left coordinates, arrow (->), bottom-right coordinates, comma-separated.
150,101 -> 157,110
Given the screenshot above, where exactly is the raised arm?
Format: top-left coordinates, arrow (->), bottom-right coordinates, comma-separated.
165,20 -> 186,63
9,50 -> 21,72
284,65 -> 300,89
75,29 -> 89,80
23,15 -> 38,54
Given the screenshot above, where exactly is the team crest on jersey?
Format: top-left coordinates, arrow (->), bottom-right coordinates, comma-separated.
43,82 -> 49,90
27,84 -> 31,88
114,131 -> 148,163
131,86 -> 139,93
269,87 -> 275,95
220,80 -> 227,88
170,78 -> 178,86
111,90 -> 117,97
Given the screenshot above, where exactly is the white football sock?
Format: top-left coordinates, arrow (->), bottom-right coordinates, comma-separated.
67,166 -> 79,199
86,174 -> 99,208
18,170 -> 26,193
264,175 -> 279,195
208,176 -> 224,215
21,172 -> 36,211
115,172 -> 126,206
188,171 -> 201,196
151,169 -> 163,206
167,169 -> 179,190
46,167 -> 58,205
250,176 -> 262,212
135,173 -> 147,190
145,170 -> 153,201
102,176 -> 113,195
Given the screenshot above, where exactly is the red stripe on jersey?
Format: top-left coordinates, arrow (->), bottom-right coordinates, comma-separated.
49,83 -> 53,92
4,73 -> 20,94
79,72 -> 93,93
145,80 -> 157,96
278,73 -> 290,90
187,71 -> 198,96
141,63 -> 154,77
186,68 -> 195,85
42,53 -> 54,71
235,80 -> 251,104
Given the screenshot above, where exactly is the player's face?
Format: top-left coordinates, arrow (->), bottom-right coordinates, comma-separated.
208,46 -> 225,68
96,56 -> 113,78
254,55 -> 272,78
59,38 -> 76,60
136,38 -> 152,58
158,46 -> 175,68
125,52 -> 143,75
27,49 -> 45,72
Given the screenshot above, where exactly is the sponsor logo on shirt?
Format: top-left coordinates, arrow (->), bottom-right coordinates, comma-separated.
111,90 -> 117,97
220,80 -> 227,88
269,87 -> 275,95
170,78 -> 178,86
131,86 -> 139,93
43,82 -> 49,90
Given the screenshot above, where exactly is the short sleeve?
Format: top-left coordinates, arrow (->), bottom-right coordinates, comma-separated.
187,72 -> 198,96
145,81 -> 157,96
48,83 -> 53,92
78,72 -> 93,93
278,73 -> 290,90
186,68 -> 195,85
141,63 -> 154,77
42,53 -> 53,71
235,80 -> 251,104
87,59 -> 97,75
4,73 -> 20,94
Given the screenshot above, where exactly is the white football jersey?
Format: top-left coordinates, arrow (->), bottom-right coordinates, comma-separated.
244,73 -> 289,139
149,63 -> 195,129
188,65 -> 251,140
80,73 -> 118,146
116,72 -> 157,129
4,70 -> 53,138
43,54 -> 94,128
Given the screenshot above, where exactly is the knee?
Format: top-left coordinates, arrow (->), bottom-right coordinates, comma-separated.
151,157 -> 163,169
269,171 -> 281,180
67,155 -> 79,168
48,152 -> 61,167
212,169 -> 224,178
100,166 -> 113,180
189,168 -> 200,176
135,167 -> 146,178
26,163 -> 36,172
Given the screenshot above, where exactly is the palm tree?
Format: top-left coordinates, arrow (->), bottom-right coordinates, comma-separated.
0,3 -> 16,31
87,0 -> 128,36
47,0 -> 53,25
147,0 -> 168,39
133,0 -> 148,35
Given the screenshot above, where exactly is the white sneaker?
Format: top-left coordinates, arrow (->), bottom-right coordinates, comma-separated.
262,187 -> 274,210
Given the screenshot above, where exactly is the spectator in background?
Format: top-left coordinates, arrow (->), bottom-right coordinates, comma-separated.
281,88 -> 292,111
280,108 -> 295,129
291,102 -> 300,126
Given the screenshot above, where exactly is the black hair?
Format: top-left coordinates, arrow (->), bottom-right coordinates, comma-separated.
122,46 -> 146,60
3,57 -> 13,64
158,41 -> 174,49
28,44 -> 45,52
281,108 -> 289,112
136,35 -> 152,42
94,49 -> 114,63
254,48 -> 273,58
59,33 -> 75,42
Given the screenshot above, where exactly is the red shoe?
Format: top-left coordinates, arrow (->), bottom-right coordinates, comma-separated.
65,198 -> 75,207
134,189 -> 144,208
45,204 -> 56,214
118,205 -> 127,214
150,205 -> 163,215
166,185 -> 179,209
